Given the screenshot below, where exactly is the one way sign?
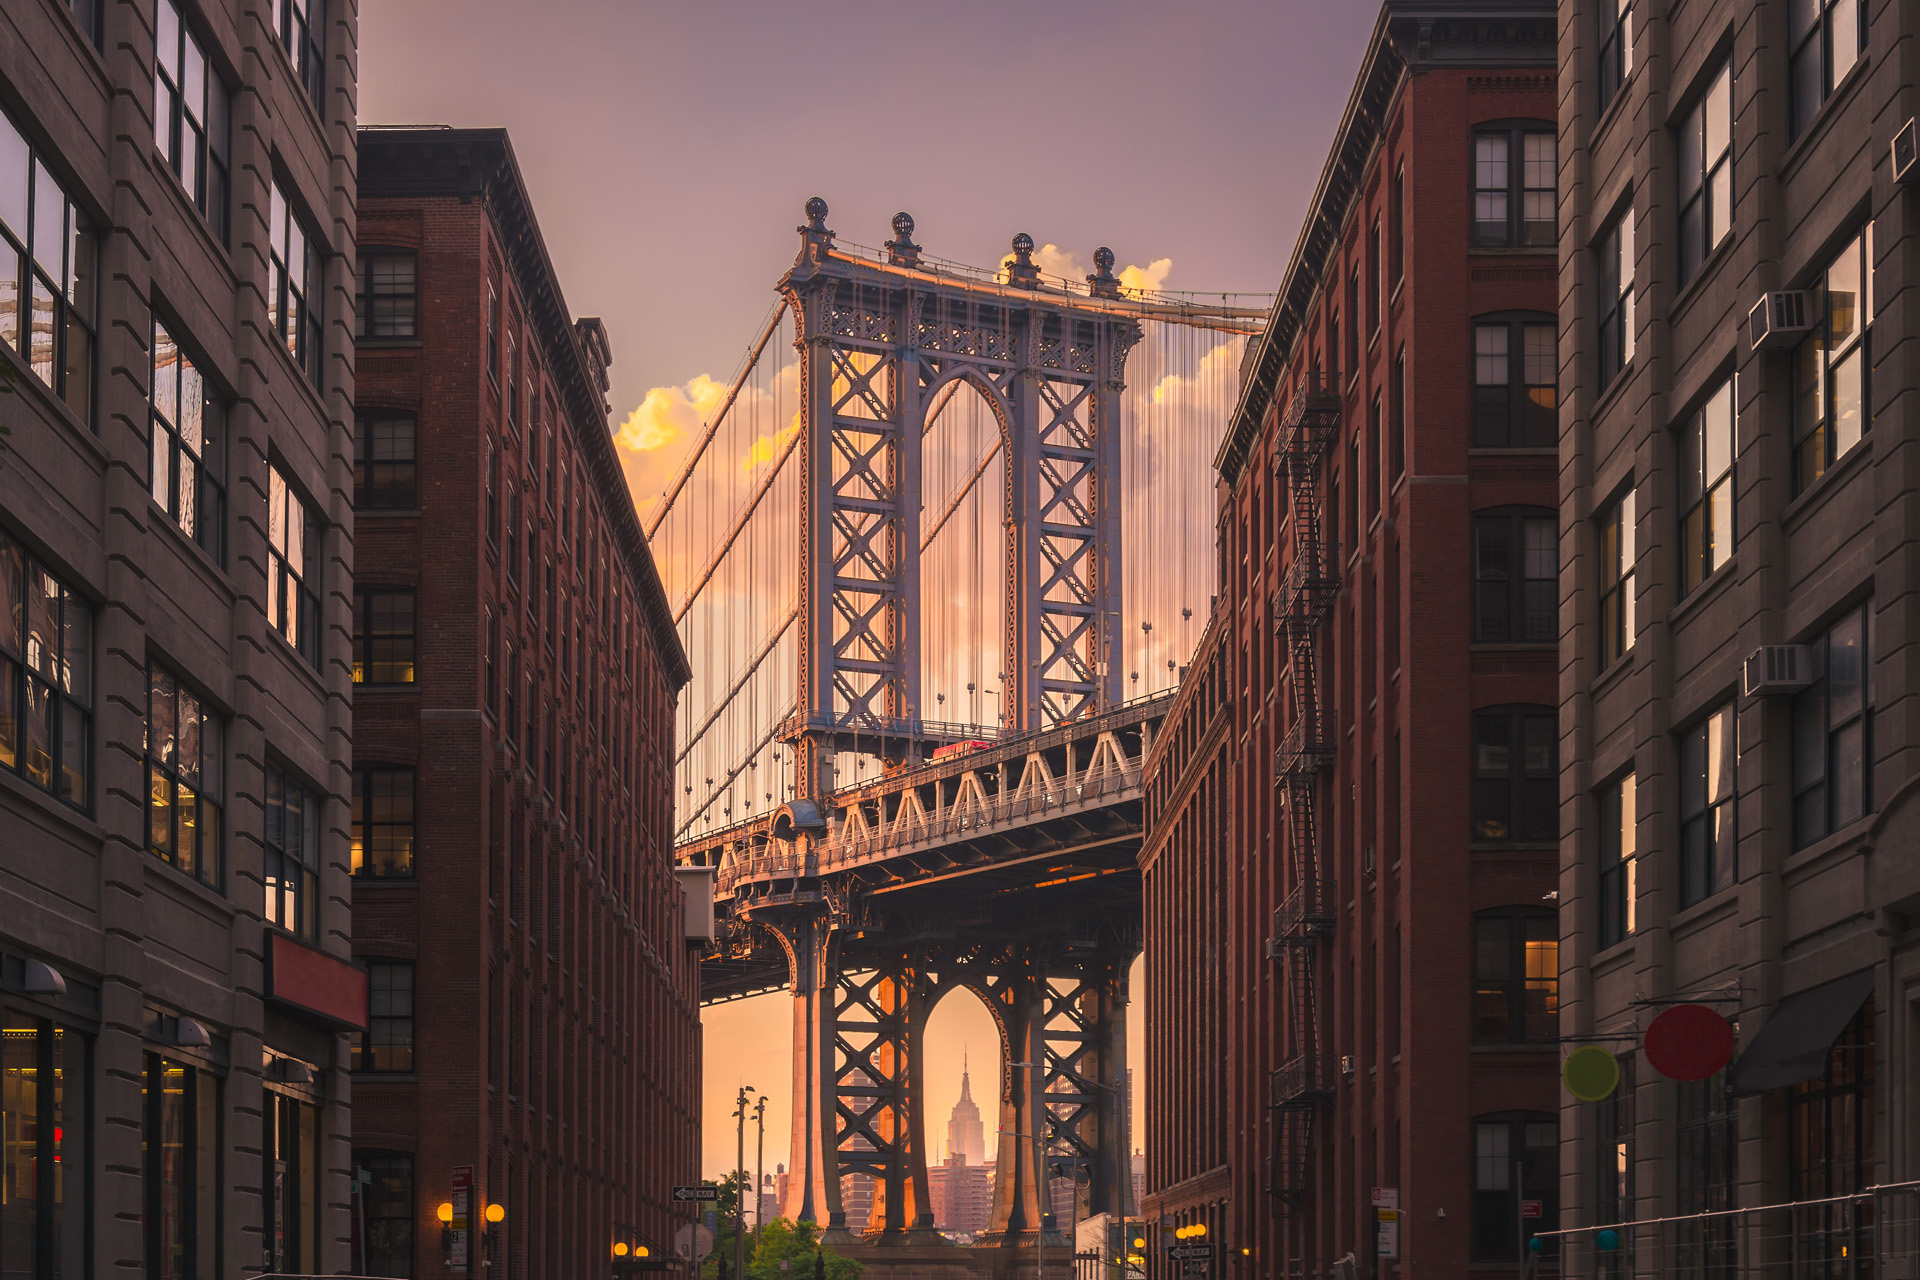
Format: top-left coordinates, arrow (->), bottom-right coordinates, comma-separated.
1169,1245 -> 1215,1261
673,1185 -> 721,1202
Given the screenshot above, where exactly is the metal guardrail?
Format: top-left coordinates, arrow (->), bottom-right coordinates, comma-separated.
1527,1180 -> 1920,1279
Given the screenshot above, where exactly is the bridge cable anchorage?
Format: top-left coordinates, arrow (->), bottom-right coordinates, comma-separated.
677,702 -> 795,841
920,436 -> 1003,554
675,606 -> 799,767
644,298 -> 790,541
670,425 -> 802,624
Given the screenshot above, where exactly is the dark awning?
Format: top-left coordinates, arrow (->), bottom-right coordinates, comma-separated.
1727,969 -> 1874,1095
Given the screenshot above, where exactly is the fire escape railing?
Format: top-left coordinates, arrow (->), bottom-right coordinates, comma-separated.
1266,370 -> 1340,1211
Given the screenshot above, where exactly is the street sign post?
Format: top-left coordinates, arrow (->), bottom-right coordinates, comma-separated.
673,1185 -> 721,1203
1521,1199 -> 1543,1220
1168,1245 -> 1215,1261
1372,1187 -> 1400,1260
451,1164 -> 474,1270
676,1223 -> 716,1263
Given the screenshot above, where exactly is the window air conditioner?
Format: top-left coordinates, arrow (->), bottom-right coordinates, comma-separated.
1895,118 -> 1919,184
1743,645 -> 1813,696
1749,292 -> 1815,351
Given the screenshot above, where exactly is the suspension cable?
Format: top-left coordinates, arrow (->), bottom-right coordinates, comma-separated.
676,607 -> 797,766
671,426 -> 802,624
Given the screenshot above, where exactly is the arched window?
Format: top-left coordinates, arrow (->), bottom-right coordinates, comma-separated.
1472,1111 -> 1559,1261
1472,507 -> 1557,642
1471,704 -> 1557,841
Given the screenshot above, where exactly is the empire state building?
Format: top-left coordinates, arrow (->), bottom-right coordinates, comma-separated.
948,1056 -> 986,1166
929,1057 -> 993,1234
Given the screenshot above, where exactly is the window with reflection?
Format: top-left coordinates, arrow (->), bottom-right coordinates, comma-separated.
1473,1111 -> 1559,1261
1793,602 -> 1873,847
1793,224 -> 1873,492
143,1052 -> 218,1280
1473,315 -> 1556,447
1596,1056 -> 1636,1276
351,1150 -> 415,1274
1472,123 -> 1555,248
353,588 -> 415,685
354,414 -> 416,509
1679,379 -> 1734,593
271,0 -> 325,115
1597,209 -> 1634,387
151,319 -> 226,562
1789,998 -> 1873,1275
267,463 -> 320,666
353,963 -> 415,1071
1680,705 -> 1737,904
1472,507 -> 1556,643
0,107 -> 96,423
1598,0 -> 1632,114
267,179 -> 321,385
0,531 -> 91,809
1598,488 -> 1636,668
1473,908 -> 1558,1042
146,660 -> 223,889
1598,773 -> 1636,948
263,1087 -> 320,1272
153,0 -> 230,242
1472,706 -> 1556,842
1790,0 -> 1867,140
264,761 -> 319,937
351,766 -> 414,877
1676,63 -> 1732,285
1,1016 -> 89,1279
354,251 -> 416,339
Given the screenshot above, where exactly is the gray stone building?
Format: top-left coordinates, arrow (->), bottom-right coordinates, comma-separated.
0,0 -> 362,1274
1559,0 -> 1918,1269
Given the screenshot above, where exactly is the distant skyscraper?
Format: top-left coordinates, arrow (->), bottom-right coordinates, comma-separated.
948,1055 -> 987,1166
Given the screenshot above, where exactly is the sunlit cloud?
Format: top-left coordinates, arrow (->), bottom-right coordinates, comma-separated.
996,242 -> 1174,299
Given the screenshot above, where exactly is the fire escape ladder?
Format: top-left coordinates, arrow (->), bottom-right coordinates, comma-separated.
1266,372 -> 1340,1212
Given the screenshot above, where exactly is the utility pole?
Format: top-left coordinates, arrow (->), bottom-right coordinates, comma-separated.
755,1095 -> 770,1247
735,1085 -> 756,1280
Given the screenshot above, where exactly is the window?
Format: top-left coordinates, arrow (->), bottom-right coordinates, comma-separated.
1789,999 -> 1873,1275
354,414 -> 416,509
57,0 -> 101,45
351,766 -> 415,877
1390,161 -> 1405,285
1472,507 -> 1556,643
487,278 -> 501,385
1679,705 -> 1736,905
1679,380 -> 1734,593
1595,1056 -> 1636,1276
1793,602 -> 1872,847
0,108 -> 96,422
153,0 -> 230,242
353,588 -> 414,685
145,661 -> 223,888
263,761 -> 319,937
1597,773 -> 1636,948
0,1017 -> 88,1280
484,607 -> 498,717
267,462 -> 320,666
1675,1073 -> 1737,1277
1793,223 -> 1873,491
1598,488 -> 1635,667
151,319 -> 226,561
505,482 -> 519,582
1390,350 -> 1406,480
354,252 -> 415,338
1345,267 -> 1359,373
1473,908 -> 1557,1042
1367,393 -> 1382,517
1367,218 -> 1382,335
1472,1112 -> 1558,1261
0,533 -> 92,808
272,0 -> 325,115
1597,209 -> 1635,387
267,178 -> 320,385
1598,0 -> 1633,115
485,436 -> 499,545
1790,0 -> 1866,140
263,1088 -> 320,1272
143,1053 -> 218,1280
352,1151 -> 415,1276
1676,63 -> 1732,285
1471,706 -> 1556,842
1472,315 -> 1556,448
504,641 -> 519,744
1472,123 -> 1555,248
353,964 -> 415,1072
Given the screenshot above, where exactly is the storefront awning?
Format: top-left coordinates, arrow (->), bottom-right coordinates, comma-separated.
1727,969 -> 1873,1095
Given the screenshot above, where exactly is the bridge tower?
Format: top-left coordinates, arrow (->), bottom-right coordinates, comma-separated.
781,199 -> 1139,799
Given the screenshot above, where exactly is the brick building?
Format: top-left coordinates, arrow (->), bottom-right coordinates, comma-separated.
349,126 -> 699,1275
0,0 -> 364,1273
1558,0 -> 1920,1267
1142,3 -> 1561,1274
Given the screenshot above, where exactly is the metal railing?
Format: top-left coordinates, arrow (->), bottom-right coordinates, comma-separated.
1528,1181 -> 1920,1279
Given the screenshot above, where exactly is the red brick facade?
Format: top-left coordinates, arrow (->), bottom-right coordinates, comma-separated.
349,128 -> 699,1275
1143,6 -> 1559,1275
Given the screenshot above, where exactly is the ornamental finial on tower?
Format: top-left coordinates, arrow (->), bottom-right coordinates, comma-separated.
1088,246 -> 1121,298
886,211 -> 921,267
795,196 -> 835,267
1007,232 -> 1040,288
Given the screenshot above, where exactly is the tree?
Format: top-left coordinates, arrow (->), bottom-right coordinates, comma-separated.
746,1217 -> 862,1280
699,1173 -> 749,1280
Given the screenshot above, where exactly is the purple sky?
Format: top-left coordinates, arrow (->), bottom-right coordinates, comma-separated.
361,0 -> 1382,1182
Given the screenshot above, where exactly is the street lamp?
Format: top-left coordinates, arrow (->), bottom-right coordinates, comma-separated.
734,1086 -> 757,1280
484,1202 -> 506,1261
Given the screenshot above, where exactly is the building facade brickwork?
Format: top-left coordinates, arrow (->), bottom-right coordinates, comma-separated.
350,126 -> 698,1275
0,0 -> 363,1272
1558,0 -> 1920,1265
1145,3 -> 1562,1274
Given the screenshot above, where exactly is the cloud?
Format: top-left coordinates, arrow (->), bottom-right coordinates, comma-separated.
1119,257 -> 1173,297
996,242 -> 1174,298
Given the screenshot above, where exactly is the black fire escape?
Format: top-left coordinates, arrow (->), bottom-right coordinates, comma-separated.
1267,370 -> 1340,1211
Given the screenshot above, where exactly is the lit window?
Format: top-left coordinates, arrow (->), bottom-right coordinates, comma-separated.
1597,487 -> 1635,668
268,178 -> 321,385
1472,315 -> 1556,447
1680,705 -> 1736,904
1472,124 -> 1555,248
151,319 -> 226,562
1473,910 -> 1559,1042
145,660 -> 223,888
0,108 -> 97,423
353,413 -> 416,509
272,0 -> 326,115
153,0 -> 230,242
1793,603 -> 1873,847
1598,0 -> 1633,115
1597,209 -> 1635,387
1471,706 -> 1556,843
1790,0 -> 1867,140
263,760 -> 319,937
1678,379 -> 1734,593
351,766 -> 415,877
0,532 -> 91,808
1472,507 -> 1556,643
1676,62 -> 1732,284
263,1088 -> 322,1271
1598,773 -> 1635,948
1793,224 -> 1873,491
267,462 -> 320,666
354,251 -> 416,338
353,587 -> 415,685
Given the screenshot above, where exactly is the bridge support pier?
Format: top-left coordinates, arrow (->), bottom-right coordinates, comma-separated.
773,907 -> 849,1236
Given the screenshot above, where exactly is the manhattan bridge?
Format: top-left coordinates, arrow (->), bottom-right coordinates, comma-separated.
661,199 -> 1265,1253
